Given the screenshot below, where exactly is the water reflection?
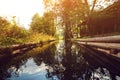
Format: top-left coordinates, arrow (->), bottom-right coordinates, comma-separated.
81,46 -> 120,80
62,40 -> 91,80
0,40 -> 120,80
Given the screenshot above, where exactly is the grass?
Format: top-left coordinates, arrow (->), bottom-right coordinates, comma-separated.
0,33 -> 56,47
27,33 -> 56,43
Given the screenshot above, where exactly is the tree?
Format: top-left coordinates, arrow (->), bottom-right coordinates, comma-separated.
56,0 -> 90,39
30,12 -> 56,36
43,11 -> 56,35
0,16 -> 28,45
0,17 -> 10,37
30,13 -> 44,33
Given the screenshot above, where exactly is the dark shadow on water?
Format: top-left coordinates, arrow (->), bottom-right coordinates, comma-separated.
81,46 -> 120,80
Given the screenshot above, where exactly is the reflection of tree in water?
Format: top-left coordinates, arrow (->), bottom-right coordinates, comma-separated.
1,41 -> 120,80
39,40 -> 120,80
37,40 -> 94,80
0,53 -> 28,80
44,41 -> 65,80
59,40 -> 115,80
61,40 -> 92,80
33,43 -> 56,66
0,42 -> 57,80
82,46 -> 120,80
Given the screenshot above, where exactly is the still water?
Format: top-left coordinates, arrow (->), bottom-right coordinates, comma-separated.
0,40 -> 120,80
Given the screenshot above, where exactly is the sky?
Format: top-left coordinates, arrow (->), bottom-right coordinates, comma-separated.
0,0 -> 44,29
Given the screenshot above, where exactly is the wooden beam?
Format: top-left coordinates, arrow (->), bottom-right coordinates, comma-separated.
76,35 -> 120,43
77,42 -> 120,50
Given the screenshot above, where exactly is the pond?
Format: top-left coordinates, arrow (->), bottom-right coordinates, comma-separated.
0,40 -> 120,80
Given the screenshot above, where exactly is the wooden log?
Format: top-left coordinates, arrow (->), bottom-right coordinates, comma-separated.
77,42 -> 120,50
76,35 -> 120,43
81,46 -> 120,74
12,47 -> 31,55
0,40 -> 55,56
0,47 -> 12,55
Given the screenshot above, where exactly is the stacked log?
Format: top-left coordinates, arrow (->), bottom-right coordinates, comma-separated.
0,40 -> 56,58
75,35 -> 120,57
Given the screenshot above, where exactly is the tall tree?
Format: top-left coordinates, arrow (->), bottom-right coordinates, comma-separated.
58,0 -> 90,39
30,12 -> 56,36
0,16 -> 28,45
30,13 -> 44,33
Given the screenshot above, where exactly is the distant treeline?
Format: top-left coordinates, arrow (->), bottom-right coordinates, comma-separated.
0,11 -> 56,46
81,0 -> 120,37
0,16 -> 28,45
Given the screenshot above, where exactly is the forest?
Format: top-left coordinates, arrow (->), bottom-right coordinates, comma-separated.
0,0 -> 119,46
0,12 -> 56,46
43,0 -> 120,38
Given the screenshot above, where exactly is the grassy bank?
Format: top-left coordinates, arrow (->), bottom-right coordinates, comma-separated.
27,33 -> 56,43
0,33 -> 56,46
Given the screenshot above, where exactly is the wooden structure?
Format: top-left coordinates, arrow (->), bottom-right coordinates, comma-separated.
74,35 -> 120,57
0,40 -> 55,59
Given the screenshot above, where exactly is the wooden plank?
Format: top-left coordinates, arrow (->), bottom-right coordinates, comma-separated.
77,42 -> 120,50
76,35 -> 120,43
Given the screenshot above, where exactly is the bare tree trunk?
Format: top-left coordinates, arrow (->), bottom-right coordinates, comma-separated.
84,0 -> 90,14
90,0 -> 97,14
65,22 -> 72,40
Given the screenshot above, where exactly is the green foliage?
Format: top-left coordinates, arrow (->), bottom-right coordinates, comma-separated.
27,32 -> 55,43
0,17 -> 28,46
58,0 -> 89,38
0,15 -> 56,46
30,12 -> 56,36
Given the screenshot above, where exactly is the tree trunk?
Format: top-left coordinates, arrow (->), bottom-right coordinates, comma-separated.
65,22 -> 72,40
